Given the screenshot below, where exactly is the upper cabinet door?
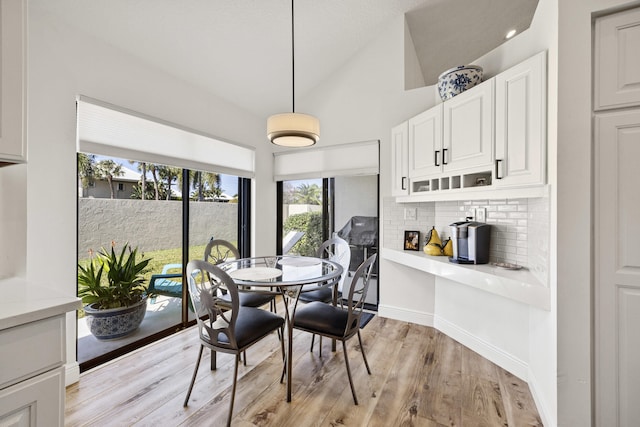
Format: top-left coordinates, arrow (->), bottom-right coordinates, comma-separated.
391,122 -> 409,196
0,0 -> 27,165
408,104 -> 443,178
494,51 -> 546,188
595,7 -> 640,111
442,79 -> 494,173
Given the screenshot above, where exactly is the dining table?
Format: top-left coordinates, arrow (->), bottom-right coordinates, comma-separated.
219,254 -> 343,402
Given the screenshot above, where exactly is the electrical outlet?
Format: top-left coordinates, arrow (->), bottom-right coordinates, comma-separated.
476,207 -> 486,223
404,207 -> 417,220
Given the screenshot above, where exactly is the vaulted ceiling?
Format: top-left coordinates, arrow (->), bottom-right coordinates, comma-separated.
33,0 -> 538,118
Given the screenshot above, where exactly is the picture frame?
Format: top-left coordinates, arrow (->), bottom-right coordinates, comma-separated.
404,230 -> 420,251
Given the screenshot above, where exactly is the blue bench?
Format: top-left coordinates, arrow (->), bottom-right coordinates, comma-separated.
148,263 -> 183,302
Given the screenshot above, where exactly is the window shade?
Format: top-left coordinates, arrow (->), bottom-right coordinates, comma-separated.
76,97 -> 255,178
273,140 -> 379,181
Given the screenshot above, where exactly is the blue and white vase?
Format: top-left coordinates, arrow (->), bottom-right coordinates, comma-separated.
437,65 -> 483,101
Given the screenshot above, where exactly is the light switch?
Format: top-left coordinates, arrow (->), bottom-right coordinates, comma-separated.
476,207 -> 486,223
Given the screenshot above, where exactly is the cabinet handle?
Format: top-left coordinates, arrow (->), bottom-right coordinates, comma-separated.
434,150 -> 440,166
495,159 -> 504,179
402,177 -> 407,190
443,148 -> 448,165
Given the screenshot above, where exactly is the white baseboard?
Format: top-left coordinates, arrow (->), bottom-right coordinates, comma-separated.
65,361 -> 80,386
377,304 -> 434,326
434,314 -> 529,381
527,368 -> 554,427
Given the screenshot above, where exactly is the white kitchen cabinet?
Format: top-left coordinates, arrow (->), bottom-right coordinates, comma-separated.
595,7 -> 640,111
0,368 -> 64,426
0,280 -> 81,427
391,122 -> 409,196
494,51 -> 546,188
392,52 -> 548,202
442,79 -> 494,173
0,315 -> 65,426
0,0 -> 27,165
408,104 -> 443,178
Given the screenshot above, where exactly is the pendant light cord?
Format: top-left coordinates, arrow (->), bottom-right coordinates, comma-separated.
291,0 -> 295,113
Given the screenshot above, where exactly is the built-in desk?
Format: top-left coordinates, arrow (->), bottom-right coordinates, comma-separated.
0,278 -> 81,426
380,248 -> 550,311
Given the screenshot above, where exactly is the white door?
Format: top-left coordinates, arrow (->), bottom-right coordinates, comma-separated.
442,79 -> 494,173
595,108 -> 640,427
595,8 -> 640,426
408,104 -> 443,178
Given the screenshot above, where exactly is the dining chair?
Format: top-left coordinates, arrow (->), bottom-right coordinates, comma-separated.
204,238 -> 276,310
292,253 -> 377,405
298,236 -> 351,355
299,236 -> 351,303
183,260 -> 285,427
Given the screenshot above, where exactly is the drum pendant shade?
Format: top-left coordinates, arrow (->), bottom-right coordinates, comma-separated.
267,0 -> 319,147
267,113 -> 319,147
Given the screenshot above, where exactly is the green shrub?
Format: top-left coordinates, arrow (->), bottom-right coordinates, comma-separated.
284,211 -> 323,256
78,243 -> 151,309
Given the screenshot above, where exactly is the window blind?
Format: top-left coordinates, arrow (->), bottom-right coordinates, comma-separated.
273,140 -> 379,181
76,96 -> 255,178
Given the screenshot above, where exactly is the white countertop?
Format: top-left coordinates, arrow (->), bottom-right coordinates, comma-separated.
381,248 -> 550,311
0,277 -> 82,330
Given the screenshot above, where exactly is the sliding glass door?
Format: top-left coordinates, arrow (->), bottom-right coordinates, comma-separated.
77,153 -> 246,370
277,174 -> 379,308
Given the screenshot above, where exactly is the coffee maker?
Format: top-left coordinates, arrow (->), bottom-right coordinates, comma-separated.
449,221 -> 491,264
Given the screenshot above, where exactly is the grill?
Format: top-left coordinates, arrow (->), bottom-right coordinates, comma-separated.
337,216 -> 378,273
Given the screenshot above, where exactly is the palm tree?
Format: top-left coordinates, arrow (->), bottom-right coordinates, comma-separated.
77,153 -> 96,195
185,170 -> 221,201
147,163 -> 161,200
157,165 -> 181,200
94,159 -> 124,199
129,161 -> 147,200
208,173 -> 221,195
293,183 -> 322,205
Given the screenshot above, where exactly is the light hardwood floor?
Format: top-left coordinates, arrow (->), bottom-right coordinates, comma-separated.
66,312 -> 543,426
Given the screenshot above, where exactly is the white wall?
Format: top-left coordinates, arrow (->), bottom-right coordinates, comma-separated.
302,0 -> 559,425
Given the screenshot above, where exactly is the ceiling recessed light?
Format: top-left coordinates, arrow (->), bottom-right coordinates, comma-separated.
505,29 -> 517,39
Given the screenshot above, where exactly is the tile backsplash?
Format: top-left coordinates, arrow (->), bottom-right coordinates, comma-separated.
383,196 -> 549,285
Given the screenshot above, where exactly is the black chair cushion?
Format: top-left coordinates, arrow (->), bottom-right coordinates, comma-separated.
293,301 -> 355,338
217,307 -> 284,348
298,286 -> 332,303
220,291 -> 274,308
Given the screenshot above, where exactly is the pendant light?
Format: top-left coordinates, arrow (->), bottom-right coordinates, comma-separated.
267,0 -> 319,147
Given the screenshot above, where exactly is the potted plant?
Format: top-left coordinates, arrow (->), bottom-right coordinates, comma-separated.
78,242 -> 152,340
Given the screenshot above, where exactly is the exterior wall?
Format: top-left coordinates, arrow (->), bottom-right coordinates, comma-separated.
78,199 -> 237,259
81,179 -> 137,199
283,204 -> 321,223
